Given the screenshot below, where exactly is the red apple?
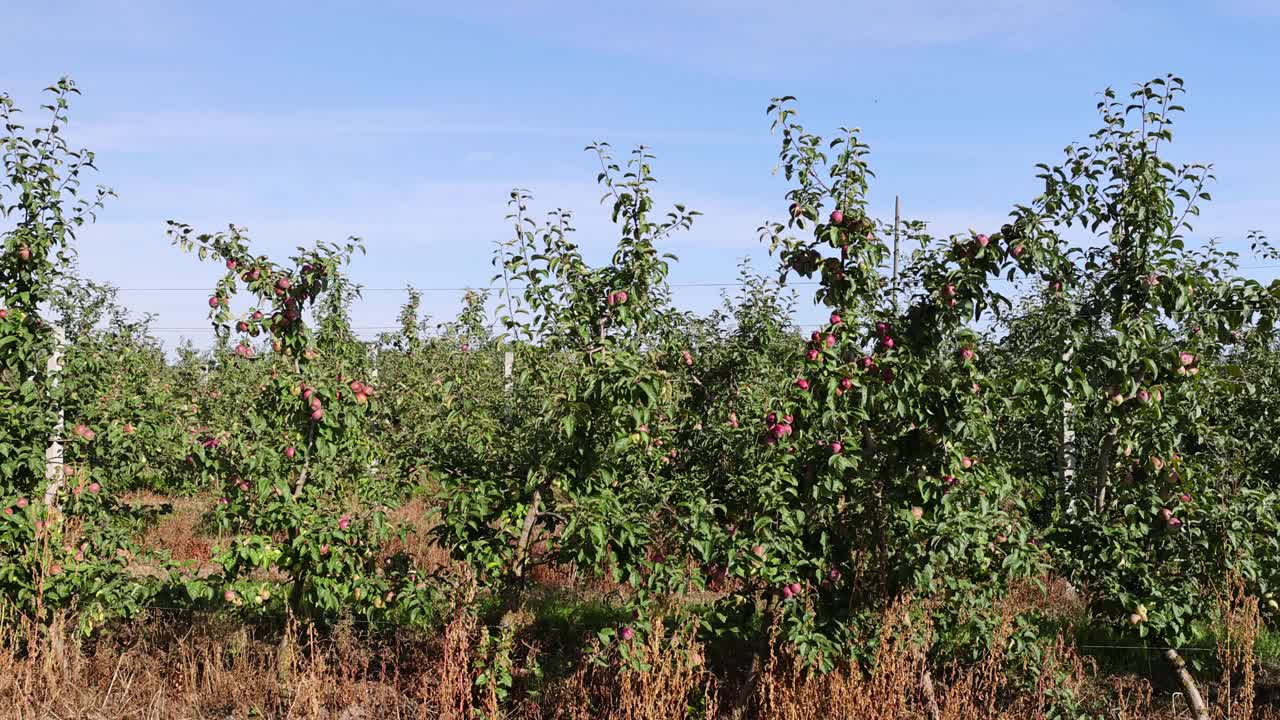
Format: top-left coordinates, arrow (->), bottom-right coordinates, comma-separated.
285,446 -> 296,459
17,246 -> 32,262
830,210 -> 844,225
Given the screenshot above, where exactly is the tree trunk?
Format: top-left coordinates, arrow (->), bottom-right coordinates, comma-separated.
511,489 -> 541,580
920,667 -> 942,720
1165,648 -> 1209,720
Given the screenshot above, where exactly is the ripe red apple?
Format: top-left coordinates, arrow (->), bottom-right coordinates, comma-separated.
225,259 -> 237,270
1137,389 -> 1151,403
0,309 -> 8,319
208,296 -> 220,308
614,290 -> 628,305
910,506 -> 924,520
16,245 -> 32,262
830,312 -> 843,325
795,378 -> 810,391
320,543 -> 330,555
123,423 -> 135,435
958,347 -> 975,362
859,356 -> 875,370
276,277 -> 291,291
1011,244 -> 1025,258
16,497 -> 29,509
961,456 -> 974,469
976,234 -> 989,248
236,321 -> 249,332
224,590 -> 237,603
839,377 -> 853,391
830,210 -> 844,225
942,284 -> 957,298
620,627 -> 635,641
942,475 -> 957,486
338,515 -> 351,530
830,441 -> 843,455
751,545 -> 766,558
1179,493 -> 1191,503
285,446 -> 296,459
788,582 -> 801,596
881,337 -> 894,350
311,408 -> 325,421
88,482 -> 100,493
681,350 -> 694,366
1049,280 -> 1064,293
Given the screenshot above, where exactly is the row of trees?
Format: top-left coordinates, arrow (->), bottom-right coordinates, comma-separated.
3,76 -> 1280,717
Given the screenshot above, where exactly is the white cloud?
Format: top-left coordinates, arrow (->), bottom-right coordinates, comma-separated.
1219,0 -> 1280,17
417,0 -> 1109,76
70,108 -> 761,153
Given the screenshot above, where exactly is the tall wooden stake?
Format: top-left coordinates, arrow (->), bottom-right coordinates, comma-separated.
892,195 -> 901,310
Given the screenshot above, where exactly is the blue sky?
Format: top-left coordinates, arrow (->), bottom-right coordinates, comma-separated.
3,0 -> 1278,343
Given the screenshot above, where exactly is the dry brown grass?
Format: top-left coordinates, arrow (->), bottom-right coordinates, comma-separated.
135,494 -> 225,566
4,598 -> 1277,720
13,496 -> 1272,719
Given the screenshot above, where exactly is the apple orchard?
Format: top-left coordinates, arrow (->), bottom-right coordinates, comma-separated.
3,76 -> 1280,718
